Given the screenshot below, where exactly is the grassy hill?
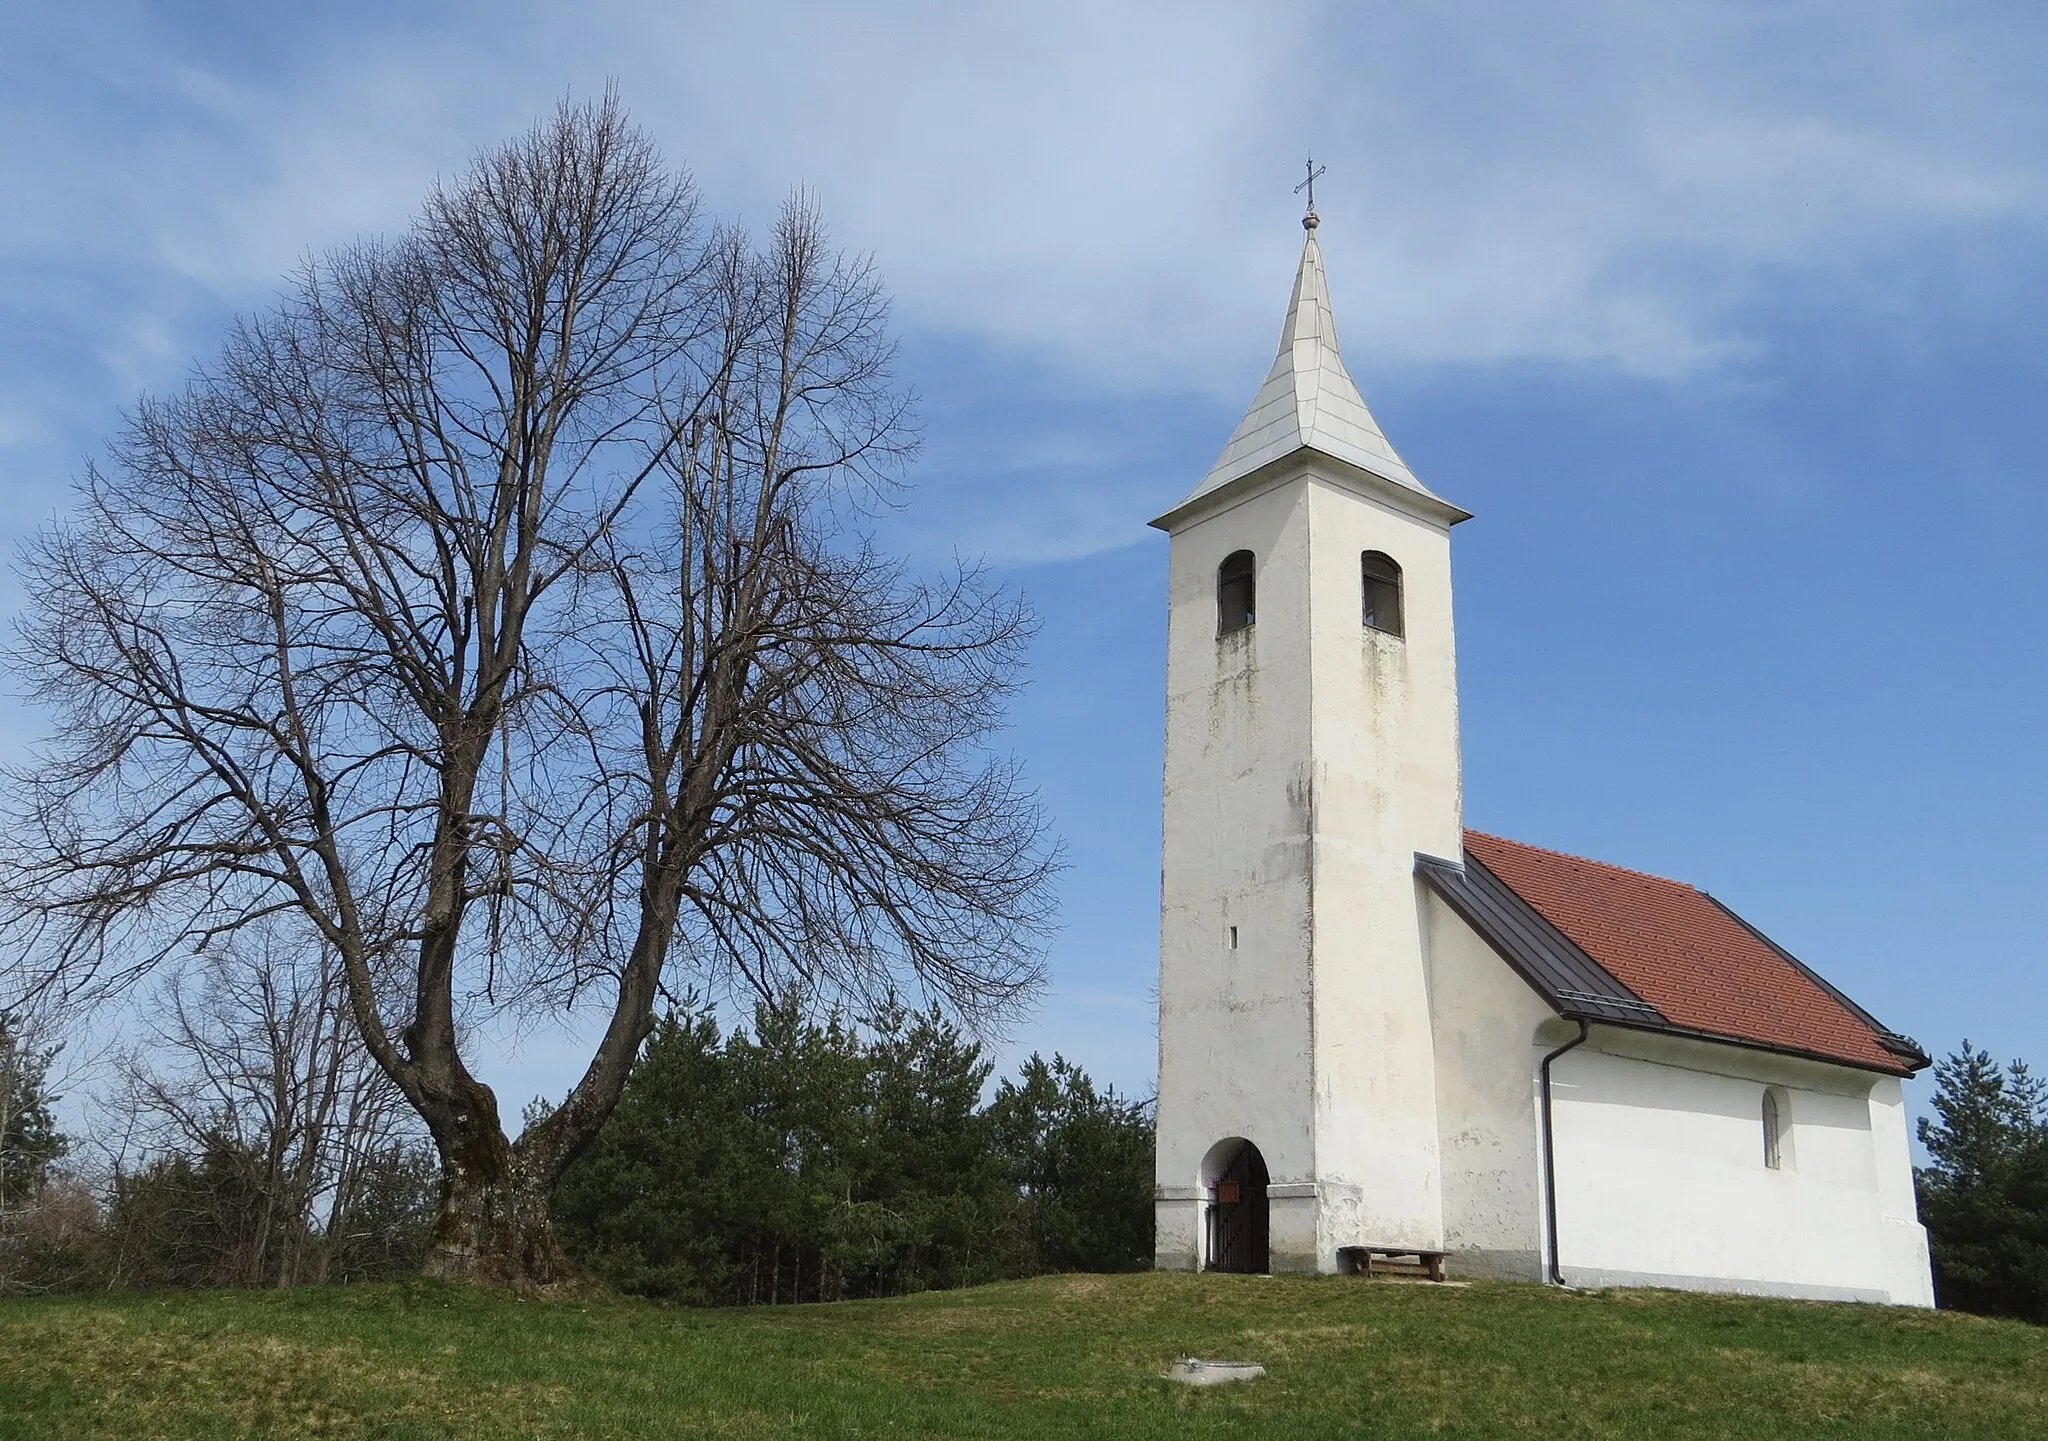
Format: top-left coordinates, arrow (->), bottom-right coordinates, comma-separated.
2,1272 -> 2043,1439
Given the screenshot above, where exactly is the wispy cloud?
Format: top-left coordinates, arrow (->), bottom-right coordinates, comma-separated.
2,2 -> 2042,576
8,1 -> 2042,408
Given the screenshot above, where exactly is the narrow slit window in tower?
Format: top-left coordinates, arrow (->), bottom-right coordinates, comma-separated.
1218,550 -> 1256,634
1363,550 -> 1404,637
1762,1088 -> 1785,1170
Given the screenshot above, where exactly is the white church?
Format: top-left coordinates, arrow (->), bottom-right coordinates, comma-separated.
1149,205 -> 1936,1307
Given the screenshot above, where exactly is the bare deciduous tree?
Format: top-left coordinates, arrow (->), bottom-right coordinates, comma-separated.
111,929 -> 425,1287
3,94 -> 1056,1286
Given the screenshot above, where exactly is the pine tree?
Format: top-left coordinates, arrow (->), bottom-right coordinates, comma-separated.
1916,1042 -> 2048,1321
552,1007 -> 1156,1303
987,1053 -> 1154,1274
0,1016 -> 65,1213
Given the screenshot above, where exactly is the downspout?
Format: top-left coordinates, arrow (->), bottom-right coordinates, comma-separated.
1539,1019 -> 1590,1287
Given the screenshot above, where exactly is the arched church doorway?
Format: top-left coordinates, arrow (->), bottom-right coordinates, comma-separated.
1202,1138 -> 1270,1274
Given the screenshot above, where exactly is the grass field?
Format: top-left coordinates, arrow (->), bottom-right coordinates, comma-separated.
2,1272 -> 2044,1439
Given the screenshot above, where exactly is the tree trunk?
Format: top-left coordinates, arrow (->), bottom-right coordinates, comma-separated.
421,1123 -> 570,1289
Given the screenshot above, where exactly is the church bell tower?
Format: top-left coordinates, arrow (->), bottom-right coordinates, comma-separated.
1152,208 -> 1471,1274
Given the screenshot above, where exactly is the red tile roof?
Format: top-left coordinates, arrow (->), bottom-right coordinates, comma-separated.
1463,831 -> 1914,1075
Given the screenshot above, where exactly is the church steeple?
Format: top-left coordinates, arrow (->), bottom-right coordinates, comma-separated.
1151,200 -> 1469,1277
1175,216 -> 1442,510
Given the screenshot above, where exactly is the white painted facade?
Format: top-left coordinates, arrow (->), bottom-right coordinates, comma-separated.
1151,217 -> 1934,1306
1419,888 -> 1933,1303
1546,1033 -> 1932,1304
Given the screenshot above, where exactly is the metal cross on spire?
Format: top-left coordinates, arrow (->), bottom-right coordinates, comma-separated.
1295,154 -> 1327,229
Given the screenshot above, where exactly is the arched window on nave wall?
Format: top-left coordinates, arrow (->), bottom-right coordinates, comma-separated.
1762,1087 -> 1786,1170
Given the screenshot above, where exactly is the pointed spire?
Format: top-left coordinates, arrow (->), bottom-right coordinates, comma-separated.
1176,218 -> 1439,509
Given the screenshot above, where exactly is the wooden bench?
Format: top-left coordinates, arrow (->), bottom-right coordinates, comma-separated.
1337,1245 -> 1448,1282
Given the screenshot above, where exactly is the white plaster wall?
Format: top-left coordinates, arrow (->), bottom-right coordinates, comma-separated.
1302,467 -> 1464,1265
1550,1031 -> 1934,1305
1154,454 -> 1466,1274
1417,891 -> 1550,1279
1154,476 -> 1319,1270
1869,1077 -> 1937,1307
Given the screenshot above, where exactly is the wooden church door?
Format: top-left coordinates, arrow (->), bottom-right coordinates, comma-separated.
1206,1142 -> 1270,1273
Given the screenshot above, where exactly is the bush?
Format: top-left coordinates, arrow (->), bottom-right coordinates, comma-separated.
0,1016 -> 78,1295
99,1141 -> 273,1290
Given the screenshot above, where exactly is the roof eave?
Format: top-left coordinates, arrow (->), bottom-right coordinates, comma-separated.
1700,893 -> 1932,1072
1150,445 -> 1472,535
1568,1015 -> 1919,1079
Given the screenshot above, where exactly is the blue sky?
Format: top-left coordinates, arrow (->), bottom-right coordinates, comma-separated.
3,2 -> 2045,1124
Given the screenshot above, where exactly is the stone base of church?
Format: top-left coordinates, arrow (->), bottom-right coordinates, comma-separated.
1447,1247 -> 1544,1283
1557,1265 -> 1892,1305
1156,1185 -> 1466,1276
1267,1183 -> 1321,1274
1152,1192 -> 1202,1271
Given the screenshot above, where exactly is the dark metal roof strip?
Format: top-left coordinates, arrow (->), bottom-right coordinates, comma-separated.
1457,860 -> 1638,1001
1447,853 -> 1665,1014
1415,850 -> 1673,1027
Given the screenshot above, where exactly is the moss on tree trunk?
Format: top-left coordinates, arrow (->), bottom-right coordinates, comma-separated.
422,1127 -> 570,1290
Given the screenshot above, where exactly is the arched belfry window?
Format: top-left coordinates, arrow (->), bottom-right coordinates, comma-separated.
1762,1088 -> 1786,1170
1218,550 -> 1256,635
1362,551 -> 1404,637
